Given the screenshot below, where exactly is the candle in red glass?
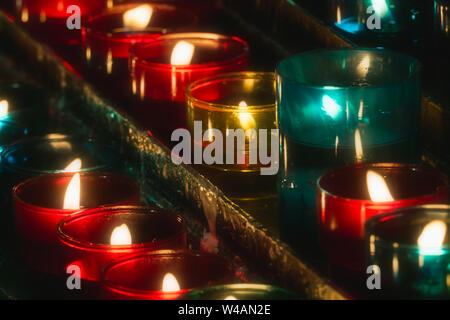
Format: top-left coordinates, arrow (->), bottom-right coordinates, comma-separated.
81,3 -> 197,106
130,33 -> 248,102
56,205 -> 186,281
83,3 -> 196,58
128,33 -> 248,138
101,250 -> 234,300
13,171 -> 140,274
17,0 -> 107,44
317,163 -> 448,272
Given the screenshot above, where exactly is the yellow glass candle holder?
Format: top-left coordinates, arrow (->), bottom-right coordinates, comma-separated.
186,72 -> 277,201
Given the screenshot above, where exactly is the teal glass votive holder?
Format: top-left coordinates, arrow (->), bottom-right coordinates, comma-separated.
329,0 -> 426,42
366,205 -> 450,299
0,135 -> 118,210
276,48 -> 421,250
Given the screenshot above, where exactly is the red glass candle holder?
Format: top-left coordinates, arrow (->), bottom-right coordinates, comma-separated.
130,32 -> 249,102
57,205 -> 186,281
18,0 -> 108,44
317,163 -> 448,272
101,250 -> 234,300
83,3 -> 197,58
128,33 -> 248,138
13,172 -> 140,274
81,3 -> 197,108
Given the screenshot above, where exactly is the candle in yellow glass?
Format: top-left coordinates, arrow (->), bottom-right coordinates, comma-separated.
186,72 -> 277,202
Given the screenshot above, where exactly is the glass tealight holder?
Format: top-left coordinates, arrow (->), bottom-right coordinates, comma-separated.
186,72 -> 277,201
329,0 -> 427,43
129,33 -> 248,140
366,204 -> 450,299
101,250 -> 234,300
178,283 -> 299,300
0,135 -> 118,187
318,163 -> 448,273
13,171 -> 140,275
81,3 -> 197,105
57,205 -> 186,281
276,48 -> 421,251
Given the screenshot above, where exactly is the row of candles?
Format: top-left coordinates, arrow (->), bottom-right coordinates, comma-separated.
0,135 -> 295,299
0,0 -> 449,299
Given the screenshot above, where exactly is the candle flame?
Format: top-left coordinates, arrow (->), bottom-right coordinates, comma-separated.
225,296 -> 238,300
110,224 -> 132,245
237,100 -> 255,129
64,158 -> 82,172
354,129 -> 364,162
170,41 -> 195,66
162,273 -> 180,292
63,173 -> 80,210
418,220 -> 447,255
123,5 -> 153,30
0,100 -> 8,118
366,170 -> 394,202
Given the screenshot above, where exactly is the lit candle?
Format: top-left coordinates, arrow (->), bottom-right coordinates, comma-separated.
101,250 -> 234,299
13,171 -> 140,274
81,3 -> 196,105
366,205 -> 450,298
129,33 -> 248,137
317,163 -> 448,272
185,72 -> 276,201
56,205 -> 186,281
83,3 -> 196,58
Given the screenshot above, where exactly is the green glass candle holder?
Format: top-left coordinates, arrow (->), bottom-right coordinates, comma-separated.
366,205 -> 450,299
276,48 -> 421,251
178,283 -> 298,300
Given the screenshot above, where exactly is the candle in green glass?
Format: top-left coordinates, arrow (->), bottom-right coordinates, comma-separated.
366,205 -> 450,299
276,48 -> 421,251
